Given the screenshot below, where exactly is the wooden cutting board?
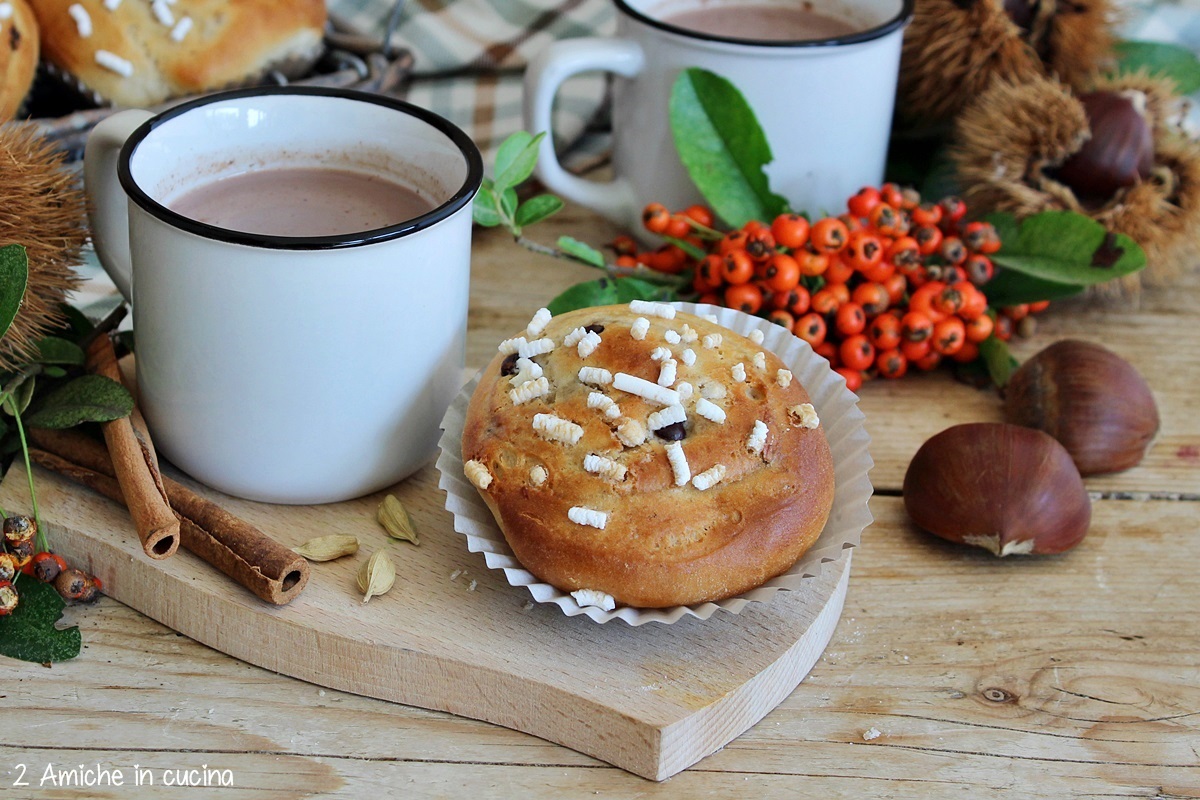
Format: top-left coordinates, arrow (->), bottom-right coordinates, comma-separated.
0,459 -> 850,781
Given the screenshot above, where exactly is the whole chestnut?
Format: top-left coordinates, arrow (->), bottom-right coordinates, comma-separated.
904,423 -> 1091,556
1004,340 -> 1159,475
1055,90 -> 1154,201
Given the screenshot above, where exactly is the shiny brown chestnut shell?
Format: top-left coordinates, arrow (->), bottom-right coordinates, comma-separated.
1004,340 -> 1159,475
1055,91 -> 1154,202
904,422 -> 1091,556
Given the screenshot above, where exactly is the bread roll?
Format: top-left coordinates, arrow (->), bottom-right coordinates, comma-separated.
462,304 -> 836,609
0,0 -> 39,120
30,0 -> 325,107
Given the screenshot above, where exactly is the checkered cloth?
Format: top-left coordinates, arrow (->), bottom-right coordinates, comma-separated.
330,0 -> 616,165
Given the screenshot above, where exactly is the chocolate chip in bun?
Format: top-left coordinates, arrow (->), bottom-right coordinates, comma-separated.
0,0 -> 39,119
29,0 -> 326,107
462,302 -> 836,610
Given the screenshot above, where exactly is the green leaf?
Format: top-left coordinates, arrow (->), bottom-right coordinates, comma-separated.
983,212 -> 1021,249
988,210 -> 1146,289
547,276 -> 676,315
57,302 -> 96,338
499,187 -> 518,221
668,68 -> 788,228
978,334 -> 1018,389
1112,40 -> 1200,94
34,336 -> 86,366
0,244 -> 29,342
25,374 -> 133,429
557,235 -> 606,268
0,578 -> 82,663
615,277 -> 677,304
548,278 -> 620,314
514,194 -> 564,229
981,270 -> 1085,307
2,376 -> 35,416
472,190 -> 503,227
493,131 -> 546,192
42,366 -> 67,379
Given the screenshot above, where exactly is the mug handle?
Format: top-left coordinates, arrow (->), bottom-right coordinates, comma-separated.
523,38 -> 644,224
83,109 -> 154,302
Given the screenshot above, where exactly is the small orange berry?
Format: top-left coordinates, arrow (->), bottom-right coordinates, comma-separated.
810,217 -> 850,254
724,283 -> 763,315
876,348 -> 908,379
770,213 -> 810,250
682,204 -> 715,228
793,313 -> 827,347
642,202 -> 670,234
835,302 -> 867,337
721,249 -> 755,284
763,253 -> 801,292
835,366 -> 864,392
868,312 -> 902,351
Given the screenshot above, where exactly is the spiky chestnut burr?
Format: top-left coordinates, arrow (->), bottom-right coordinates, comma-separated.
951,72 -> 1200,293
0,124 -> 86,367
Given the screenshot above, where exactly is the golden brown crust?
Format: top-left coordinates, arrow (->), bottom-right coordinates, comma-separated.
30,0 -> 325,107
462,305 -> 835,608
0,0 -> 39,120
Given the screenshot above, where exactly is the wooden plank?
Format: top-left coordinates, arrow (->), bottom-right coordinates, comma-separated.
0,457 -> 851,782
2,496 -> 1194,797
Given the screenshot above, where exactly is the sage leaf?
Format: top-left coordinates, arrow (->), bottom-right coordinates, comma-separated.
2,376 -> 35,416
668,68 -> 788,228
557,235 -> 606,268
0,244 -> 29,342
25,374 -> 133,429
987,210 -> 1145,291
0,579 -> 82,663
514,194 -> 564,229
1112,40 -> 1200,94
493,131 -> 546,192
979,334 -> 1019,389
34,336 -> 86,366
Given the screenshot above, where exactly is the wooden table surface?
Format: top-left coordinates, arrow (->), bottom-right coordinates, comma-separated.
2,202 -> 1197,798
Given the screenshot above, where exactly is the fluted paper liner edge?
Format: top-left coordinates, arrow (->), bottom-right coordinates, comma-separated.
436,303 -> 873,625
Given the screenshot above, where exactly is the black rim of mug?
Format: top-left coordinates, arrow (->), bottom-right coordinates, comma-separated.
612,0 -> 915,48
116,86 -> 485,251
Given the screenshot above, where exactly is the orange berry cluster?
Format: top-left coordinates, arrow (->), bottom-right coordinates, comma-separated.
625,184 -> 1046,391
0,515 -> 102,616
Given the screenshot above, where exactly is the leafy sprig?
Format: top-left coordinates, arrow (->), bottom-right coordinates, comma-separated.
0,244 -> 135,663
472,132 -> 689,308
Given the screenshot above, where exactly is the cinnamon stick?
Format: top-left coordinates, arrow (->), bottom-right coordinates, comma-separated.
85,336 -> 179,559
29,430 -> 310,605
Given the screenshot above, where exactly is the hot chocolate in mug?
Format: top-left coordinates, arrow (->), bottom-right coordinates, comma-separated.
524,0 -> 913,233
85,87 -> 483,504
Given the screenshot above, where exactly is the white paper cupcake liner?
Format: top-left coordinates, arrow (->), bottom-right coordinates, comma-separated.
436,303 -> 874,625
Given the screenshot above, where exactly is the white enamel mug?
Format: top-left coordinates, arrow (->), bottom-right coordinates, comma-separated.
524,0 -> 912,232
84,87 -> 483,504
